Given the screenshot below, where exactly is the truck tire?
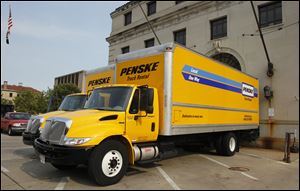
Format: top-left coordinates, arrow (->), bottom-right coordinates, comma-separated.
221,132 -> 237,156
88,140 -> 128,186
52,164 -> 77,170
8,127 -> 13,136
215,135 -> 224,155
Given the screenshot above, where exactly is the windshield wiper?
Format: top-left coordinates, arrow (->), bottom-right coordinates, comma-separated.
62,109 -> 76,111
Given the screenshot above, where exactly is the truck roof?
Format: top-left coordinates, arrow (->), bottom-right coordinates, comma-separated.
85,65 -> 115,75
116,42 -> 258,80
67,93 -> 87,96
92,84 -> 154,91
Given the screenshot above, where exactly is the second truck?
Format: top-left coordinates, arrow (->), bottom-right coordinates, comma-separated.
34,43 -> 259,186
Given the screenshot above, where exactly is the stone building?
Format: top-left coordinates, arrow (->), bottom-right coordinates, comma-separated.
1,81 -> 40,102
106,1 -> 299,149
54,70 -> 86,92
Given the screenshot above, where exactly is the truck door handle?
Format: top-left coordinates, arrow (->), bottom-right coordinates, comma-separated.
151,123 -> 155,132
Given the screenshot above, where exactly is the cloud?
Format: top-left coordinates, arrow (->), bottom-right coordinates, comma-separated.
1,18 -> 93,40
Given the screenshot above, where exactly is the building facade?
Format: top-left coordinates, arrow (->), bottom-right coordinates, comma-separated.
1,81 -> 40,102
106,1 -> 299,149
54,70 -> 86,92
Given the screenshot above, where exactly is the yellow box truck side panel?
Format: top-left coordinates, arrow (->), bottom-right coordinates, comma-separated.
172,46 -> 259,129
85,69 -> 114,95
116,53 -> 165,129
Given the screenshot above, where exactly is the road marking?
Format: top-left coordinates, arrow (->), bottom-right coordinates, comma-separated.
276,161 -> 292,165
199,154 -> 259,181
55,177 -> 69,190
239,152 -> 292,166
1,165 -> 9,173
199,154 -> 230,168
241,172 -> 258,181
1,165 -> 26,189
156,167 -> 180,190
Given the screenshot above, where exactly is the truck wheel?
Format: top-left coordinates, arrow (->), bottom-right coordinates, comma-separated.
215,135 -> 224,155
88,140 -> 128,186
52,164 -> 77,170
8,127 -> 13,136
221,133 -> 237,156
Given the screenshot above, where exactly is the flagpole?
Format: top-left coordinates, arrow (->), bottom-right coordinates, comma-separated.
2,3 -> 11,87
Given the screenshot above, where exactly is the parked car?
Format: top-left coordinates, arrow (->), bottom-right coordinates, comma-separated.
1,112 -> 31,135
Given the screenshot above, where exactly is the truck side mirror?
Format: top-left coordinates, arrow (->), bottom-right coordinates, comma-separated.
139,87 -> 154,114
139,87 -> 149,112
146,106 -> 153,114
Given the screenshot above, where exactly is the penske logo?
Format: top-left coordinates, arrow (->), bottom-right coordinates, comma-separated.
88,77 -> 111,87
242,83 -> 254,98
120,62 -> 159,76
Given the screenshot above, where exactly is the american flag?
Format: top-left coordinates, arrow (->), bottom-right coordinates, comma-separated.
6,5 -> 13,44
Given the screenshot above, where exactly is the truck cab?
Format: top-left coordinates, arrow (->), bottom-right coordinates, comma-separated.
23,93 -> 88,145
34,85 -> 158,185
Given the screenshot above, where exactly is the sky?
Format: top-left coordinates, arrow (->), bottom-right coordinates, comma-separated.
1,1 -> 127,92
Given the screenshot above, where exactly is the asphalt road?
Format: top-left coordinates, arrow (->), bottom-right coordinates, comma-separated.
1,133 -> 299,190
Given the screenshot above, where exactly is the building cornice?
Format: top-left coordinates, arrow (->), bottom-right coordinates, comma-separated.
106,1 -> 242,46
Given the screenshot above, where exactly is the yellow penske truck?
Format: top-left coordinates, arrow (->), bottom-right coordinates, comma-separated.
23,93 -> 88,145
34,43 -> 259,186
23,65 -> 115,146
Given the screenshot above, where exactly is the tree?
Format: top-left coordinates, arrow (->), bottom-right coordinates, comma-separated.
47,83 -> 81,112
13,90 -> 47,114
1,94 -> 13,105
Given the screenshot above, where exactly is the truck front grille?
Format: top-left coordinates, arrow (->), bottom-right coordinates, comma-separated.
40,120 -> 67,145
26,118 -> 41,134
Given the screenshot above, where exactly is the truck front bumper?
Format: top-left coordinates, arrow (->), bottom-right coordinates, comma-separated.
34,138 -> 93,165
22,131 -> 39,145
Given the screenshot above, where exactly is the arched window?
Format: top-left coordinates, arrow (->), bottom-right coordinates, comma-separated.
212,53 -> 241,71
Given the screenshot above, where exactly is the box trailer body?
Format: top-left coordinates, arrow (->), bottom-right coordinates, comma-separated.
115,42 -> 259,136
84,65 -> 115,95
34,43 -> 259,186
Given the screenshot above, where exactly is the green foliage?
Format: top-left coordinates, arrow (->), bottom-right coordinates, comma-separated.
47,83 -> 81,112
1,95 -> 13,105
11,83 -> 80,114
13,90 -> 48,114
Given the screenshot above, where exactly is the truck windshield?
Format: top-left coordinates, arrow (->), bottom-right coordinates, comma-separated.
84,87 -> 132,111
58,95 -> 87,111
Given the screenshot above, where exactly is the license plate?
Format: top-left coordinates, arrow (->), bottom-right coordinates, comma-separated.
40,154 -> 45,164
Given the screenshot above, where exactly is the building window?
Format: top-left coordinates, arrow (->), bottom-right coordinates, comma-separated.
121,46 -> 130,54
71,74 -> 75,84
175,1 -> 184,5
145,38 -> 155,48
147,1 -> 156,16
9,93 -> 13,97
212,53 -> 241,71
259,1 -> 282,28
173,28 -> 186,46
124,11 -> 132,26
210,16 -> 227,40
75,73 -> 79,85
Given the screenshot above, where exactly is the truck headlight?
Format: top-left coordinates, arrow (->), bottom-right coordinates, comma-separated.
63,137 -> 91,146
12,123 -> 21,127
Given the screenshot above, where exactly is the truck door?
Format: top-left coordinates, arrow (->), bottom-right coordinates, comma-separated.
125,88 -> 157,143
